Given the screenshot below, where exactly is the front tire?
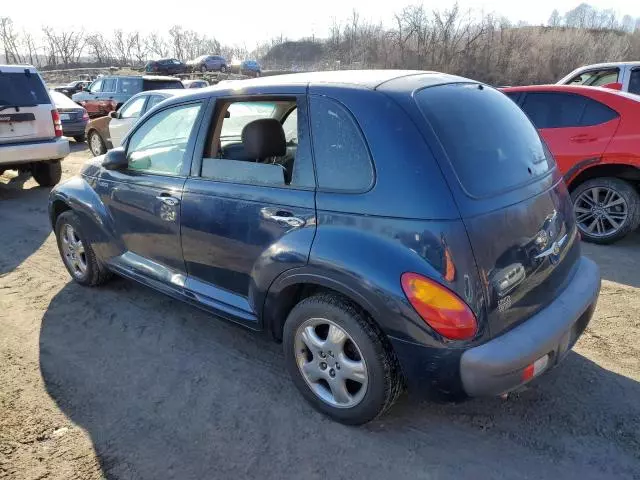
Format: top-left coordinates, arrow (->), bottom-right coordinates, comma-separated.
55,211 -> 112,286
200,65 -> 207,73
31,161 -> 62,186
571,177 -> 640,244
220,65 -> 227,73
88,130 -> 107,157
283,293 -> 403,425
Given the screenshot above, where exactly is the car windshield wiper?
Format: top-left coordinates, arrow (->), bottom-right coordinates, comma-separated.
0,104 -> 36,112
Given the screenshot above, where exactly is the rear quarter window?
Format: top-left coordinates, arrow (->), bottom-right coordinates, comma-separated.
580,98 -> 618,126
0,71 -> 50,106
309,96 -> 373,192
416,84 -> 554,198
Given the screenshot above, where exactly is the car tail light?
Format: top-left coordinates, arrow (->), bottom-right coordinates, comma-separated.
401,273 -> 477,340
82,109 -> 89,121
51,109 -> 63,137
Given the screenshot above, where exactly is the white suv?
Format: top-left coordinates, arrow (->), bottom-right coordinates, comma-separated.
0,64 -> 70,186
557,61 -> 640,95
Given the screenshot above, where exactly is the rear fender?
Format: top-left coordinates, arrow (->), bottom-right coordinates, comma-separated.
263,223 -> 486,348
48,176 -> 123,262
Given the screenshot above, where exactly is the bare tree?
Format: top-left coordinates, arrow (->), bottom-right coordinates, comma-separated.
548,10 -> 562,27
42,27 -> 86,67
1,17 -> 23,64
147,32 -> 169,58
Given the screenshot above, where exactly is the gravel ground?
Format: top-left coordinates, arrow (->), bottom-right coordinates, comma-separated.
1,143 -> 639,480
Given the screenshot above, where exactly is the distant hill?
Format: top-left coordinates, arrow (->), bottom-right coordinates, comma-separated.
262,41 -> 325,67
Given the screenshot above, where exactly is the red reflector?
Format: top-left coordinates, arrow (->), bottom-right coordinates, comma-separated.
51,109 -> 63,137
522,355 -> 549,381
82,109 -> 89,121
401,273 -> 477,340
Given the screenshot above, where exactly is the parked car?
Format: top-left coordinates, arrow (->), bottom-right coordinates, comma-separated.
502,84 -> 640,244
72,75 -> 184,118
53,80 -> 91,98
558,62 -> 640,95
49,71 -> 600,425
49,91 -> 89,142
187,55 -> 227,73
240,60 -> 261,77
182,79 -> 209,89
0,64 -> 69,186
145,58 -> 188,75
85,89 -> 189,156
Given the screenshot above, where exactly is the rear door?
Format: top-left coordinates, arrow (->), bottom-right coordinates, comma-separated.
415,83 -> 581,337
0,66 -> 54,143
180,94 -> 316,325
519,92 -> 620,177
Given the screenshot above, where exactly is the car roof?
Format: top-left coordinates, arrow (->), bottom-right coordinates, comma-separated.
130,89 -> 191,99
49,90 -> 82,108
502,84 -> 640,104
0,64 -> 39,73
570,61 -> 640,69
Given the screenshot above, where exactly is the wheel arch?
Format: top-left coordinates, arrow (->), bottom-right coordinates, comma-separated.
567,162 -> 640,192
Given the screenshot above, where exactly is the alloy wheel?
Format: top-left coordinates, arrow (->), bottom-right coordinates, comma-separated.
294,318 -> 368,408
574,186 -> 628,238
90,133 -> 103,156
61,224 -> 87,278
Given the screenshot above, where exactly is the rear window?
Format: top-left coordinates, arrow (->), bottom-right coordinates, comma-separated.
416,84 -> 554,198
143,79 -> 184,90
0,71 -> 50,106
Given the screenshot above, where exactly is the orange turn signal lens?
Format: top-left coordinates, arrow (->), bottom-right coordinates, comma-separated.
401,273 -> 477,340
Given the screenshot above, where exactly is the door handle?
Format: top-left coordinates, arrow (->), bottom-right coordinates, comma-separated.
570,134 -> 596,143
156,194 -> 180,206
260,207 -> 305,228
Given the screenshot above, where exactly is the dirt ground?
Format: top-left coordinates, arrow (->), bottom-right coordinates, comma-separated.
1,143 -> 639,480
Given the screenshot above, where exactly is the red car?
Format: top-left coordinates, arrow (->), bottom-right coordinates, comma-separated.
502,85 -> 640,244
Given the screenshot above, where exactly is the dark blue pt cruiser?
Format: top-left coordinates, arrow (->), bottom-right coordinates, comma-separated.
49,70 -> 601,424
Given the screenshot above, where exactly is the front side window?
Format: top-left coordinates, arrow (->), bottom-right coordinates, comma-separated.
520,92 -> 586,129
119,96 -> 147,119
89,80 -> 102,93
309,96 -> 373,192
127,103 -> 201,175
569,69 -> 619,86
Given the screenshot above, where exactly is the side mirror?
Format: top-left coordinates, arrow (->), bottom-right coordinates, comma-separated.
602,82 -> 623,91
83,87 -> 91,92
102,147 -> 127,170
109,110 -> 118,119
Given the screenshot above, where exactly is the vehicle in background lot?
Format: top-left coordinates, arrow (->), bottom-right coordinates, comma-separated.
72,75 -> 183,118
558,62 -> 640,95
49,71 -> 601,425
503,84 -> 640,244
240,60 -> 261,77
53,80 -> 91,98
145,58 -> 188,75
187,55 -> 227,73
182,79 -> 209,89
49,91 -> 89,142
85,89 -> 188,156
0,64 -> 69,186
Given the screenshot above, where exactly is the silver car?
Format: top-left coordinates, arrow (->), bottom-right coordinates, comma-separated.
558,61 -> 640,95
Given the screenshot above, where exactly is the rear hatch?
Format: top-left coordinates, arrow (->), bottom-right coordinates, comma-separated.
142,78 -> 184,91
49,90 -> 86,122
0,66 -> 55,144
415,83 -> 581,337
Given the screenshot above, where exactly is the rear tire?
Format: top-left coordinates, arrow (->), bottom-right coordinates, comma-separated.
220,65 -> 227,73
571,177 -> 640,244
200,65 -> 207,73
55,211 -> 112,286
88,130 -> 107,157
32,161 -> 62,187
283,293 -> 403,425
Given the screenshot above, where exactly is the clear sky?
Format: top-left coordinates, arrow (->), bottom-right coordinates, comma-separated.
4,0 -> 640,47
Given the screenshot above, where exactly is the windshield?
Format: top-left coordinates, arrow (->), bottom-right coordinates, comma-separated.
0,72 -> 50,106
416,83 -> 554,198
220,102 -> 277,138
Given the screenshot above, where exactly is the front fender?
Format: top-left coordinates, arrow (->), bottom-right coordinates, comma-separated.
49,175 -> 122,262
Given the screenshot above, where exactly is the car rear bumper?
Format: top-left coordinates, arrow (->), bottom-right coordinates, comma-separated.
460,256 -> 600,396
62,120 -> 88,137
0,138 -> 70,166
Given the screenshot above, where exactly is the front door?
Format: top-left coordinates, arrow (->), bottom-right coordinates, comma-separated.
80,79 -> 103,117
180,96 -> 316,322
96,100 -> 205,286
519,92 -> 620,176
109,94 -> 147,147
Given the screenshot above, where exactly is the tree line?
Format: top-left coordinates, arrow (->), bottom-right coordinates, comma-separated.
2,2 -> 640,85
